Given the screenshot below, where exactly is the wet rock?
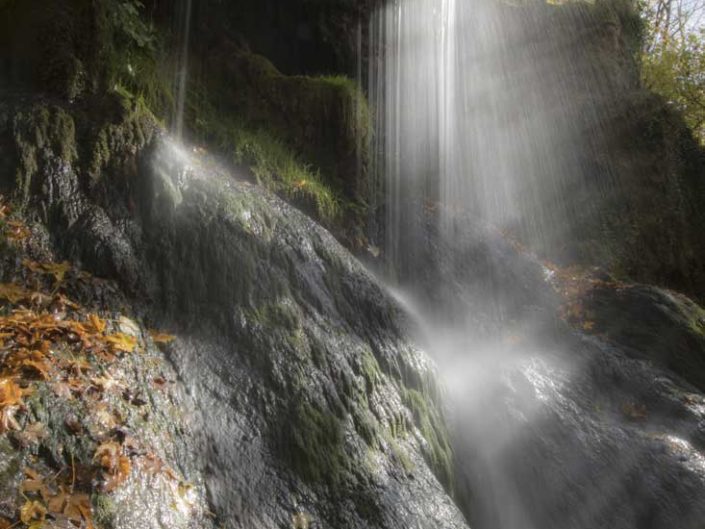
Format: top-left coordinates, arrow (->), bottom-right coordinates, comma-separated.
1,94 -> 469,528
582,283 -> 705,391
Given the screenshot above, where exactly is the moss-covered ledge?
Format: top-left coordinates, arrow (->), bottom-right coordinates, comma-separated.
187,42 -> 371,248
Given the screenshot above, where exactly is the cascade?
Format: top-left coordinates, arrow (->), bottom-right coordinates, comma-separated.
368,0 -> 621,282
173,0 -> 193,141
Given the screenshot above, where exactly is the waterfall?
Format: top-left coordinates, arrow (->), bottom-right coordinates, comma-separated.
173,0 -> 193,141
368,0 -> 622,280
368,2 -> 634,527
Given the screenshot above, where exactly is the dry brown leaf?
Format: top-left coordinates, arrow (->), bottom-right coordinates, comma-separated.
21,474 -> 48,497
23,260 -> 71,284
149,330 -> 176,344
88,314 -> 107,334
0,283 -> 30,304
105,332 -> 138,353
0,378 -> 22,407
95,442 -> 131,491
0,406 -> 21,433
47,490 -> 68,514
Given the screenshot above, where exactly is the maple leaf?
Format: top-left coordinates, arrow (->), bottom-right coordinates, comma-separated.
20,500 -> 46,524
149,330 -> 176,344
105,333 -> 138,353
0,378 -> 23,407
65,358 -> 92,376
66,493 -> 94,529
21,469 -> 49,499
88,314 -> 106,334
23,357 -> 52,380
46,489 -> 68,514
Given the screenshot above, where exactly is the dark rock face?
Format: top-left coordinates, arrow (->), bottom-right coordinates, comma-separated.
396,219 -> 705,529
519,1 -> 705,301
453,330 -> 705,529
582,283 -> 705,392
0,96 -> 467,528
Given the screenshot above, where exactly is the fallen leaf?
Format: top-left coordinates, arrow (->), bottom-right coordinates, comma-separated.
95,441 -> 132,491
21,473 -> 48,498
88,314 -> 106,334
23,260 -> 71,284
0,378 -> 22,407
0,283 -> 30,303
47,490 -> 68,514
105,333 -> 138,353
149,330 -> 176,344
20,500 -> 46,524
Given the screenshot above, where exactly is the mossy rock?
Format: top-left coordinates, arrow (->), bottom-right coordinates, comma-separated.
283,400 -> 349,485
583,283 -> 705,391
187,43 -> 371,245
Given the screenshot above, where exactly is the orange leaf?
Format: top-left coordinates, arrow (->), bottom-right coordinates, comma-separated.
105,333 -> 138,353
88,314 -> 107,334
0,378 -> 23,407
149,330 -> 176,344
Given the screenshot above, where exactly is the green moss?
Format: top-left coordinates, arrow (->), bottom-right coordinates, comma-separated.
185,48 -> 371,235
380,428 -> 414,474
249,300 -> 301,331
11,104 -> 77,205
352,408 -> 379,448
355,348 -> 382,396
284,401 -> 349,485
93,493 -> 118,527
402,388 -> 454,492
85,89 -> 157,188
188,88 -> 345,224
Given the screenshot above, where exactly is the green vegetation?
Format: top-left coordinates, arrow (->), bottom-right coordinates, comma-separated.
190,92 -> 344,223
402,388 -> 454,491
285,401 -> 349,485
640,0 -> 705,143
11,105 -> 77,205
186,48 -> 371,237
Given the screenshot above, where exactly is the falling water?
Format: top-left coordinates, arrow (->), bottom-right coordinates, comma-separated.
367,2 -> 648,528
369,0 -> 626,280
173,0 -> 193,141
